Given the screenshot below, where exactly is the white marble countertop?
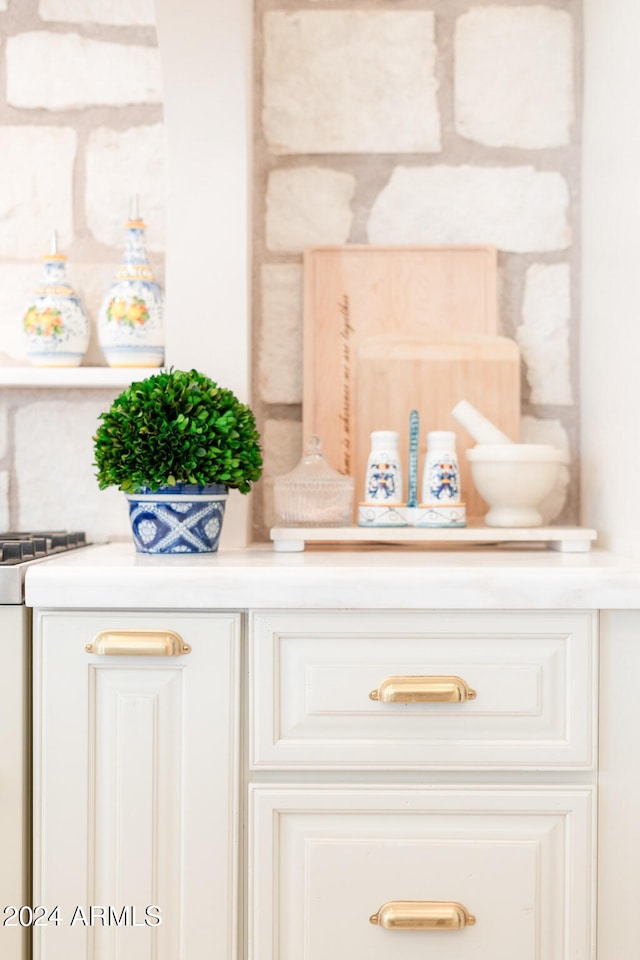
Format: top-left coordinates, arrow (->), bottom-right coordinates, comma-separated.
23,540 -> 640,610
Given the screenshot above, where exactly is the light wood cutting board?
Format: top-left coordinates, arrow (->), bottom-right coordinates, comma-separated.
302,244 -> 519,518
356,334 -> 520,518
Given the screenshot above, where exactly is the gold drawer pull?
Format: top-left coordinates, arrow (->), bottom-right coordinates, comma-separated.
369,900 -> 476,930
86,630 -> 191,657
369,675 -> 476,703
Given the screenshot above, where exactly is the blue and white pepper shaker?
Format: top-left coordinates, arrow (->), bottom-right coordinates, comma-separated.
358,429 -> 407,527
421,430 -> 461,504
364,431 -> 403,504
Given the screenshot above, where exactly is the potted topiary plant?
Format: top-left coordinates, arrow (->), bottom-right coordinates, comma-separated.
94,367 -> 263,554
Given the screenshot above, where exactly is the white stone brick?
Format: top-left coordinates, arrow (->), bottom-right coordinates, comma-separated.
517,264 -> 572,405
15,399 -> 131,542
259,265 -> 303,404
267,167 -> 355,252
86,125 -> 166,252
262,419 -> 303,479
7,33 -> 162,109
368,165 -> 570,253
261,418 -> 303,527
0,408 -> 9,461
455,6 -> 573,149
520,414 -> 570,523
0,127 -> 75,257
39,0 -> 155,25
264,11 -> 440,154
0,473 -> 9,532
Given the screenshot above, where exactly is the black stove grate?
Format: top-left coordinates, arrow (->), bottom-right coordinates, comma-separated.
0,532 -> 87,565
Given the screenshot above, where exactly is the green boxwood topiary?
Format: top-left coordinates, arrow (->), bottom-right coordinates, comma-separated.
94,368 -> 263,494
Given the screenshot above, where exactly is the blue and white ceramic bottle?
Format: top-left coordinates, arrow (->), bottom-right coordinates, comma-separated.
421,431 -> 461,503
415,429 -> 466,528
357,429 -> 408,527
98,198 -> 164,368
23,232 -> 89,367
364,431 -> 403,504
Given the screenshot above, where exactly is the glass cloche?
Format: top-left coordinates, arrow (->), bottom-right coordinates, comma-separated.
273,436 -> 354,527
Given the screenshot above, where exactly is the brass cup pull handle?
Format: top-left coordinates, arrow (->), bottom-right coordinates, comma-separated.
369,675 -> 476,703
369,900 -> 476,930
86,630 -> 192,657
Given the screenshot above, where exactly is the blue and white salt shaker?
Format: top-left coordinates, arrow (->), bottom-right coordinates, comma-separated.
364,431 -> 403,504
421,430 -> 461,503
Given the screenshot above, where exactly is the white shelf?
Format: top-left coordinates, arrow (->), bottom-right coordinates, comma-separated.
0,366 -> 162,388
270,522 -> 598,553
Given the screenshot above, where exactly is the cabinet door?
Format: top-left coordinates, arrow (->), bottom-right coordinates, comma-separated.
250,785 -> 595,960
33,611 -> 240,960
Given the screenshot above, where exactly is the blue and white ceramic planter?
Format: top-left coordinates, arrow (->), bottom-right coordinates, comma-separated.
125,483 -> 227,554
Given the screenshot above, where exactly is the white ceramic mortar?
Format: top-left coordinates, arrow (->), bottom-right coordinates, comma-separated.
466,444 -> 563,527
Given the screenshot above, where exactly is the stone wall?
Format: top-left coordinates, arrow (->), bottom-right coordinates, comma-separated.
253,0 -> 581,536
0,1 -> 581,543
0,0 -> 163,539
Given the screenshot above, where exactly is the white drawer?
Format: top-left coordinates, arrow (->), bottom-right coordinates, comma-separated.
249,785 -> 594,960
249,611 -> 596,769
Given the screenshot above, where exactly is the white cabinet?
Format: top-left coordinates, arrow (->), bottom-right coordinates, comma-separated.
248,609 -> 598,960
0,607 -> 30,960
250,786 -> 594,960
32,605 -> 598,960
32,610 -> 240,960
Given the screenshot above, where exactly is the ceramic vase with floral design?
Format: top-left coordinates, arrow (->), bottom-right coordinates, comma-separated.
98,203 -> 164,367
23,234 -> 89,367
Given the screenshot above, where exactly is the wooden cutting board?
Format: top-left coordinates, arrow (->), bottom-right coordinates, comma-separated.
356,334 -> 520,517
303,244 -> 519,518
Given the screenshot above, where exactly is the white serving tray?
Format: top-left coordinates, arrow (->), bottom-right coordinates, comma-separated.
270,521 -> 597,553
